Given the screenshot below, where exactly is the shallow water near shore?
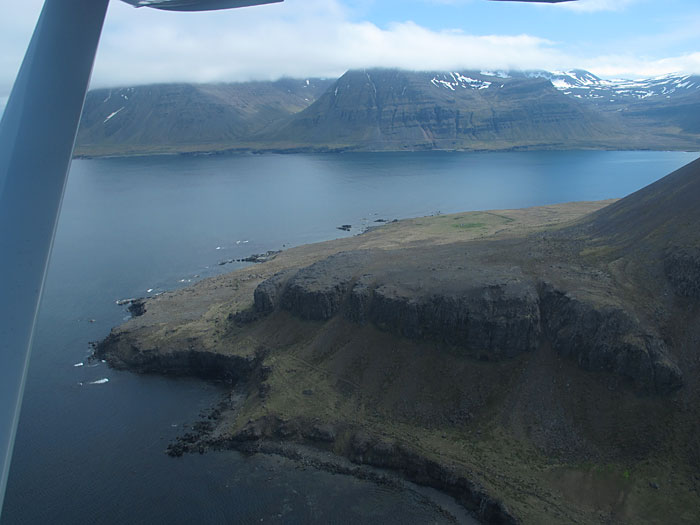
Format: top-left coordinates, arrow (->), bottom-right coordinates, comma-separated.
2,150 -> 698,524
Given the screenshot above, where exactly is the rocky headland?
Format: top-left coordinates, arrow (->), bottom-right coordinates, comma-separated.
96,158 -> 700,524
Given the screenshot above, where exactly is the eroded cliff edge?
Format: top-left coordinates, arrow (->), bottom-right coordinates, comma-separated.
96,160 -> 700,525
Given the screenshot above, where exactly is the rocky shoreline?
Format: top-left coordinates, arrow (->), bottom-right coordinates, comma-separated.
158,390 -> 517,524
232,424 -> 517,524
94,333 -> 516,524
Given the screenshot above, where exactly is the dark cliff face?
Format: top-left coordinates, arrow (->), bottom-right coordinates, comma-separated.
230,417 -> 519,525
280,252 -> 366,320
253,251 -> 543,360
361,279 -> 541,360
250,246 -> 683,394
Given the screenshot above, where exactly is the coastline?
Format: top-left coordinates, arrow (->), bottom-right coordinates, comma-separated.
95,197 -> 700,524
72,144 -> 700,161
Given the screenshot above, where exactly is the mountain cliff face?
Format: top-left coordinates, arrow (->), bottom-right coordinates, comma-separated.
264,69 -> 623,150
75,68 -> 700,156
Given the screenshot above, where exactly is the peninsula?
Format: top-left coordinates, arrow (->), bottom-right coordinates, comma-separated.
97,158 -> 700,523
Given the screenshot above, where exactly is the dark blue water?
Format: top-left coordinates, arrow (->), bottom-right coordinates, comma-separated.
2,150 -> 697,524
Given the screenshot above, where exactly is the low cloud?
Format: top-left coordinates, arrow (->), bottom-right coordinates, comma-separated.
581,52 -> 700,79
89,0 -> 700,86
1,0 -> 698,98
92,15 -> 570,87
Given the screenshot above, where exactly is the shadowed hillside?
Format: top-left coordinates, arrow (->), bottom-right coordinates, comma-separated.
580,156 -> 700,251
75,78 -> 333,156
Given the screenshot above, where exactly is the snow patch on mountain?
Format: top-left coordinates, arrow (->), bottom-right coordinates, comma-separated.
430,72 -> 493,91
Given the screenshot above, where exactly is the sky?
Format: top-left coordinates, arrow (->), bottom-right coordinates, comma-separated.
2,0 -> 700,108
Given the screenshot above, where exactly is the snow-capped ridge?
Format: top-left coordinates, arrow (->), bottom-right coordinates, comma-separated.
428,68 -> 700,103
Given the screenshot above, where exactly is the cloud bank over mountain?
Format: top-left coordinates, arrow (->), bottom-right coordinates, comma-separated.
1,0 -> 700,97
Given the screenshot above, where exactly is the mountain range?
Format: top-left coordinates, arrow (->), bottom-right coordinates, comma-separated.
74,69 -> 700,156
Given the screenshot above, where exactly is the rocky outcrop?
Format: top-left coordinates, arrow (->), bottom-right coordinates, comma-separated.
94,333 -> 262,383
127,298 -> 147,317
278,251 -> 371,321
538,282 -> 682,394
664,246 -> 700,299
253,268 -> 295,314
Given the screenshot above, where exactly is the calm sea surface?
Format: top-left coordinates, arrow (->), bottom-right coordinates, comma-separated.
2,150 -> 698,524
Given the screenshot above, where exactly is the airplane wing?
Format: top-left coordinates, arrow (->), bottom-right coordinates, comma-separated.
120,0 -> 282,11
491,1 -> 577,3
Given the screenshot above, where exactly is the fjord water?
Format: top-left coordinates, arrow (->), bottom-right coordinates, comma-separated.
3,150 -> 697,524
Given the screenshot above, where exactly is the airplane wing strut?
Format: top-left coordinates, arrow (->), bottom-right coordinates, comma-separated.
0,0 -> 110,514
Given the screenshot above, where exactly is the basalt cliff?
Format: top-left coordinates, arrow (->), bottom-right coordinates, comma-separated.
97,159 -> 700,523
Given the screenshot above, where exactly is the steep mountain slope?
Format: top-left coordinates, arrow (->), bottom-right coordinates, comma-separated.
579,156 -> 700,249
75,78 -> 332,156
571,156 -> 700,310
263,68 -> 624,151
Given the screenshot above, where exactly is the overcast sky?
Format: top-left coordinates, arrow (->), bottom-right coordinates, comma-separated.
2,0 -> 700,106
